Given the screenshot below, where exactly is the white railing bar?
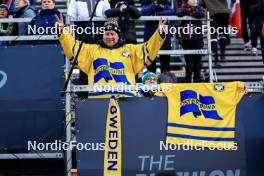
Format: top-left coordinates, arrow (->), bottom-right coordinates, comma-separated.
71,16 -> 207,22
159,49 -> 208,55
0,35 -> 58,41
69,83 -> 264,93
0,152 -> 63,159
0,16 -> 207,23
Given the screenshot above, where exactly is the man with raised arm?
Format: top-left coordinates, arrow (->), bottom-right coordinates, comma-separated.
55,16 -> 167,97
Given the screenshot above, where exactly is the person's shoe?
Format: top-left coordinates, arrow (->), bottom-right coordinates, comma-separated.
244,42 -> 252,51
251,47 -> 258,55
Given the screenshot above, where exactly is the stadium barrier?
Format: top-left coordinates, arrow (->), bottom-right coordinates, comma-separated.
74,94 -> 264,176
0,45 -> 65,158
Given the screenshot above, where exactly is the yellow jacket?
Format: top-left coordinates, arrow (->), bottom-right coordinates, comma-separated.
59,29 -> 165,97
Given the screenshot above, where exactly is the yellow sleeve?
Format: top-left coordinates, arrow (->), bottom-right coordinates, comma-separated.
59,28 -> 92,75
130,29 -> 165,74
59,28 -> 75,58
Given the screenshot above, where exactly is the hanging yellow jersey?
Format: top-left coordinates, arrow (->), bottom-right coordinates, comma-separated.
162,82 -> 246,149
59,29 -> 164,98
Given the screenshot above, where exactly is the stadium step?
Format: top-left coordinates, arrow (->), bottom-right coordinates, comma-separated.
203,62 -> 264,68
214,67 -> 264,74
216,74 -> 263,82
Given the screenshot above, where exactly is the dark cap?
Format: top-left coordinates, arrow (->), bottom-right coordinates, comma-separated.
104,19 -> 121,37
0,4 -> 9,12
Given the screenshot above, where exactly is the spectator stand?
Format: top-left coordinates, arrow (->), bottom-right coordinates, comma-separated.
34,0 -> 67,14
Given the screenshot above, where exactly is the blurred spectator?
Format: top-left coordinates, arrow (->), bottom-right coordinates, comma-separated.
0,4 -> 9,46
240,0 -> 257,53
176,0 -> 206,83
28,0 -> 60,44
158,72 -> 178,83
67,0 -> 110,43
0,4 -> 8,19
7,0 -> 16,13
105,1 -> 141,44
142,70 -> 158,84
250,0 -> 264,63
141,0 -> 174,73
68,0 -> 106,18
11,0 -> 36,36
141,69 -> 158,96
200,0 -> 233,67
226,0 -> 233,45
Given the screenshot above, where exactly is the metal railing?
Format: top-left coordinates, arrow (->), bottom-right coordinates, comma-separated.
0,16 -> 209,23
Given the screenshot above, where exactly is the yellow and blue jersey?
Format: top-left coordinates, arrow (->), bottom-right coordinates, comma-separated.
59,29 -> 165,98
162,82 -> 246,148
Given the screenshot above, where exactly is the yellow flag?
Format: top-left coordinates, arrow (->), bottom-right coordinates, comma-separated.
104,96 -> 122,176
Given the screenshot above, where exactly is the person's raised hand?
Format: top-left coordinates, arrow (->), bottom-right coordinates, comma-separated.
158,17 -> 167,35
120,4 -> 127,13
55,14 -> 64,33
